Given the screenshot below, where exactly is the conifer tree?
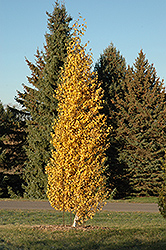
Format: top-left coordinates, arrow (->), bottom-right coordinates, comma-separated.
115,50 -> 166,196
46,19 -> 109,226
95,44 -> 128,197
95,43 -> 126,117
0,102 -> 27,197
0,102 -> 27,173
16,2 -> 72,198
0,102 -> 8,172
158,156 -> 166,218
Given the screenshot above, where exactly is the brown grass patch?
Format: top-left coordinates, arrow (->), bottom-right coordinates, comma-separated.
32,224 -> 110,231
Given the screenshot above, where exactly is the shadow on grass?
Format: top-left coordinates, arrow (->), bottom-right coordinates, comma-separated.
1,227 -> 166,250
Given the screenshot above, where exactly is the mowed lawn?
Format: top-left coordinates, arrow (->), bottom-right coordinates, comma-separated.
0,209 -> 166,250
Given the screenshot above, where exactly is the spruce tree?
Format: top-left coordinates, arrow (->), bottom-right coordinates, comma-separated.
16,1 -> 72,198
158,157 -> 166,218
0,102 -> 8,171
95,44 -> 128,197
46,19 -> 109,226
0,102 -> 27,197
0,103 -> 27,173
116,50 -> 166,196
95,43 -> 126,117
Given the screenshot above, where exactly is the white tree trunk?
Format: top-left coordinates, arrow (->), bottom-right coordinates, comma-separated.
72,214 -> 79,227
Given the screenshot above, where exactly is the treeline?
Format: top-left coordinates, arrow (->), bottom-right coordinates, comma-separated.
1,1 -> 166,199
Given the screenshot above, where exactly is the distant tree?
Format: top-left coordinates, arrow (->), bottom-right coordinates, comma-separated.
0,101 -> 28,197
46,19 -> 109,227
16,1 -> 72,199
115,50 -> 166,196
94,44 -> 128,197
0,102 -> 7,165
95,43 -> 126,117
158,156 -> 166,218
0,103 -> 27,172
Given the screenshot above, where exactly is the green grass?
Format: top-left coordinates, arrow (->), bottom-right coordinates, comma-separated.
0,195 -> 158,203
108,196 -> 158,203
0,209 -> 166,250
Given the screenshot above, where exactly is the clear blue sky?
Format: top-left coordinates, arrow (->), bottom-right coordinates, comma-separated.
0,0 -> 166,106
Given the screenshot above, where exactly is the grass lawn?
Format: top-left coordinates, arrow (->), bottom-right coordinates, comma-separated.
0,196 -> 158,203
108,196 -> 158,203
0,209 -> 166,250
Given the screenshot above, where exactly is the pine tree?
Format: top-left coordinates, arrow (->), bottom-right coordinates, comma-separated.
46,18 -> 109,226
94,44 -> 128,197
115,50 -> 166,196
16,2 -> 72,198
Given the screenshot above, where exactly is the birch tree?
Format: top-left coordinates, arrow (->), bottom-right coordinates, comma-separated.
46,18 -> 110,226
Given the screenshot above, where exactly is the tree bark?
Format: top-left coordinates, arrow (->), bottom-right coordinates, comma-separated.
72,214 -> 79,227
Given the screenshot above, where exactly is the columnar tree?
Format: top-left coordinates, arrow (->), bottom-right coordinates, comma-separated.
95,44 -> 128,197
116,50 -> 166,196
46,19 -> 109,226
16,1 -> 72,198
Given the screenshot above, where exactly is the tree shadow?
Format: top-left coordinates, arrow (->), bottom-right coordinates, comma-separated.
1,227 -> 166,250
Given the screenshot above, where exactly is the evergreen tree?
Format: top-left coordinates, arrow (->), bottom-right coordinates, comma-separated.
46,19 -> 109,227
158,156 -> 166,218
16,1 -> 72,198
0,102 -> 27,172
0,102 -> 27,197
0,102 -> 8,169
115,50 -> 166,196
95,44 -> 128,197
95,43 -> 126,117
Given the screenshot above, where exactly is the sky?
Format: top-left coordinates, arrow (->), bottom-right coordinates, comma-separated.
0,0 -> 166,106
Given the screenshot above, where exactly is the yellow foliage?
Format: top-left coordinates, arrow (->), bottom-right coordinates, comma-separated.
46,18 -> 110,224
